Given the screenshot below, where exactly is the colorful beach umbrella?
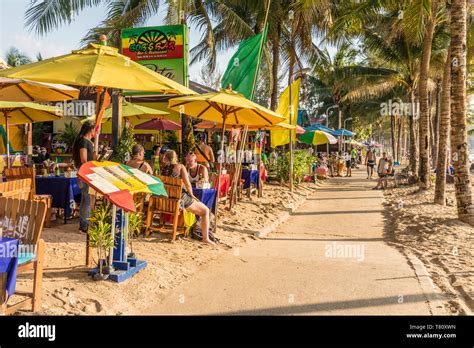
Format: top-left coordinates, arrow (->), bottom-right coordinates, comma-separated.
298,130 -> 337,145
0,77 -> 79,102
305,124 -> 338,136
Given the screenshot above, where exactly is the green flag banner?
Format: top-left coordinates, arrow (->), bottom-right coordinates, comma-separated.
221,26 -> 268,100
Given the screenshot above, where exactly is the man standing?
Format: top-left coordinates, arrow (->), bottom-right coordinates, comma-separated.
365,147 -> 376,179
194,133 -> 215,169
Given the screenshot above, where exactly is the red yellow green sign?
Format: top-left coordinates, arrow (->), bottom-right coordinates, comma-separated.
121,25 -> 188,86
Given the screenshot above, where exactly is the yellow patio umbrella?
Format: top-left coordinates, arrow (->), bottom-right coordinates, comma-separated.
83,101 -> 168,124
195,120 -> 296,131
168,89 -> 285,232
0,101 -> 62,166
0,44 -> 195,95
0,43 -> 195,149
168,89 -> 284,126
0,77 -> 79,102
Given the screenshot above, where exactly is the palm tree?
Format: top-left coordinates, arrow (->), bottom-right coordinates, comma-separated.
415,0 -> 441,188
5,47 -> 32,67
450,0 -> 474,225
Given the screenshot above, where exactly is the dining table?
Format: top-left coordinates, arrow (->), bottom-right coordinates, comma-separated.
192,187 -> 217,213
214,173 -> 230,198
35,175 -> 81,224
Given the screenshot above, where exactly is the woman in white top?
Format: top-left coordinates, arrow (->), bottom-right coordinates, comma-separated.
185,153 -> 209,184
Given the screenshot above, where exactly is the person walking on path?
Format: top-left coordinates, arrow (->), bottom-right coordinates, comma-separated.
365,148 -> 376,179
72,121 -> 96,233
344,151 -> 352,177
373,152 -> 392,190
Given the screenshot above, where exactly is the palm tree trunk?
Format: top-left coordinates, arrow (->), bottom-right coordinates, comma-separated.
450,0 -> 474,224
270,26 -> 281,111
409,90 -> 418,176
429,91 -> 435,167
397,117 -> 402,162
434,48 -> 451,205
391,115 -> 396,160
418,0 -> 438,188
433,79 -> 442,166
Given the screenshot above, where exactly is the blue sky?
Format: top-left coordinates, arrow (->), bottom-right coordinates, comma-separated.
0,0 -> 232,79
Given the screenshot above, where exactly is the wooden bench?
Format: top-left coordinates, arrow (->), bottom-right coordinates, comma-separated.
0,197 -> 47,314
4,167 -> 52,227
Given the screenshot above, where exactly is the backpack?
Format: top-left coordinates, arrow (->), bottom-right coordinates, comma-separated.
191,223 -> 219,243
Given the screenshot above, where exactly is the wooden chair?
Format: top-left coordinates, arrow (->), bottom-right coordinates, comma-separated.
0,197 -> 47,315
4,167 -> 52,228
144,176 -> 185,240
0,179 -> 32,200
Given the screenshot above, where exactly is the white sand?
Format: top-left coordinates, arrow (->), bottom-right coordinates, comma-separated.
383,183 -> 473,314
13,183 -> 314,315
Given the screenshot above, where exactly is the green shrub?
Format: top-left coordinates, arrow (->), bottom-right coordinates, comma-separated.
110,125 -> 136,163
276,150 -> 314,184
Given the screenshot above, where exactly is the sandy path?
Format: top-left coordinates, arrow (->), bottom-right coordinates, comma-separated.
144,168 -> 442,315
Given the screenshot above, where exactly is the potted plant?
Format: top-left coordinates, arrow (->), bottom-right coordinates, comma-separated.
88,201 -> 114,281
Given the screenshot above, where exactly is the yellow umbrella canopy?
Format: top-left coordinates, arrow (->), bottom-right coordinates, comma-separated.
195,120 -> 296,131
0,44 -> 195,95
0,101 -> 61,124
168,89 -> 285,126
0,101 -> 62,162
0,77 -> 79,102
84,101 -> 168,124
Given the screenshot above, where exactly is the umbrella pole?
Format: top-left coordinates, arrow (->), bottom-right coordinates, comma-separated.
213,112 -> 227,234
5,113 -> 10,169
229,125 -> 248,209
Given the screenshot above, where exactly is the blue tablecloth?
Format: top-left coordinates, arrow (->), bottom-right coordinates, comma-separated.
35,176 -> 81,222
192,188 -> 217,213
241,169 -> 260,189
0,238 -> 19,299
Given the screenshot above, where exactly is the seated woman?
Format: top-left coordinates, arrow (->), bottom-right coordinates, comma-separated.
126,144 -> 153,175
161,150 -> 215,245
185,153 -> 209,185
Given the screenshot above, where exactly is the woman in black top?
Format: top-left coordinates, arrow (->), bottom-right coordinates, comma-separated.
72,121 -> 96,233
